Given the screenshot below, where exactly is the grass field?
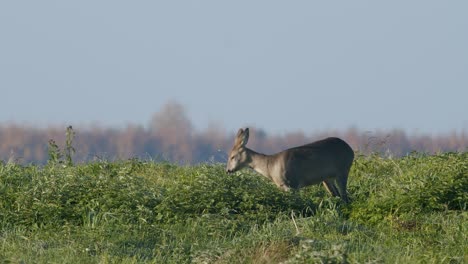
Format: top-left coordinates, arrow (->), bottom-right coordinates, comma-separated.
0,152 -> 467,263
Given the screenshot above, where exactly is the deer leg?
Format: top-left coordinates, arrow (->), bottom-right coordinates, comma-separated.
280,184 -> 291,192
336,173 -> 350,203
322,180 -> 340,197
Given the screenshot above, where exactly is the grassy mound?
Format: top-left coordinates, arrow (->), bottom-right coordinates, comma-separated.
0,153 -> 466,263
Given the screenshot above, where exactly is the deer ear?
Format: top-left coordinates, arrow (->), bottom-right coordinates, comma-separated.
234,128 -> 244,147
236,128 -> 244,137
240,128 -> 249,146
234,128 -> 249,147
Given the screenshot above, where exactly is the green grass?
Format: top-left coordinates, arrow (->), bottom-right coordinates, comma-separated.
0,153 -> 467,263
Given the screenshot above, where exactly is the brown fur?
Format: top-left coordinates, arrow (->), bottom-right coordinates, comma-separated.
226,128 -> 354,202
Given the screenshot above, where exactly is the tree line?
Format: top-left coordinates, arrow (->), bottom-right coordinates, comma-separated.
1,102 -> 467,164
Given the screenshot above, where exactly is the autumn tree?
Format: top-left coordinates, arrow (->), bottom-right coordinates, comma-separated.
149,101 -> 194,162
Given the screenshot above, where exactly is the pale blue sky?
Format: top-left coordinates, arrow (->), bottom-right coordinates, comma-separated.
1,1 -> 467,135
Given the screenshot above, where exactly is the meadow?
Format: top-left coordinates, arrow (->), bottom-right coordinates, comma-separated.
0,152 -> 466,263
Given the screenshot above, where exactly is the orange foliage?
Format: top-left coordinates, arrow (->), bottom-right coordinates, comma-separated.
0,103 -> 466,164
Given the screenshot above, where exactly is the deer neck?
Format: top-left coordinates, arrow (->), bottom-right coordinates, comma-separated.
245,148 -> 272,180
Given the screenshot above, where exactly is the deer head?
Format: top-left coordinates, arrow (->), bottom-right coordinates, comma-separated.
226,128 -> 250,173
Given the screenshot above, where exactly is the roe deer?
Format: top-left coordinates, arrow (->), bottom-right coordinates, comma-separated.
226,128 -> 354,203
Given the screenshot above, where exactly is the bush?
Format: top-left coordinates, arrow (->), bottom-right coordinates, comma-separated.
146,164 -> 317,224
0,161 -> 162,227
349,152 -> 467,224
0,153 -> 467,263
2,153 -> 466,229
